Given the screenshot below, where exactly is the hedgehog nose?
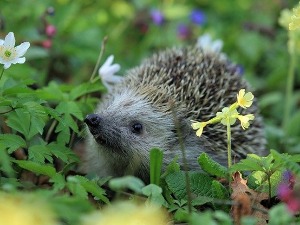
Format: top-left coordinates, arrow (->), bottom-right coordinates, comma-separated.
84,114 -> 102,127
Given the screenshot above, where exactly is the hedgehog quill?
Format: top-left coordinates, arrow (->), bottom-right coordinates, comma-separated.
82,46 -> 266,182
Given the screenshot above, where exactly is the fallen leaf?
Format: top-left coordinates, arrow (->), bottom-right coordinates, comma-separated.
231,172 -> 269,225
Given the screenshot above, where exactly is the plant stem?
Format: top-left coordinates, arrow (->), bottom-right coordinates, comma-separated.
0,67 -> 4,81
89,36 -> 108,82
226,120 -> 232,168
172,107 -> 192,214
267,173 -> 271,206
283,37 -> 296,130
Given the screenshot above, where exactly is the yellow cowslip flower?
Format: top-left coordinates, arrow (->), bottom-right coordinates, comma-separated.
237,114 -> 255,130
191,121 -> 208,137
289,4 -> 300,30
216,107 -> 239,126
82,201 -> 171,225
236,89 -> 254,109
0,192 -> 58,225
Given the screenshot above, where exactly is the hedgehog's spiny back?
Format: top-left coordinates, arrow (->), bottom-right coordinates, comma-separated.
123,46 -> 265,158
125,47 -> 248,119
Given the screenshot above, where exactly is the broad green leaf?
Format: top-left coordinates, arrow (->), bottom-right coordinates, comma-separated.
191,196 -> 213,206
198,153 -> 228,178
67,175 -> 109,203
0,134 -> 26,153
150,148 -> 163,185
230,154 -> 265,172
165,171 -> 214,200
109,176 -> 145,194
211,180 -> 228,199
13,160 -> 56,177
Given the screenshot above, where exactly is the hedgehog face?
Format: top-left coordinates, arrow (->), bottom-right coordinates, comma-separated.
85,89 -> 176,159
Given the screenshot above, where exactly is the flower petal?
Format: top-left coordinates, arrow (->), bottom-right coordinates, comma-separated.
0,39 -> 4,45
211,40 -> 223,52
4,32 -> 15,48
3,62 -> 11,69
15,42 -> 30,57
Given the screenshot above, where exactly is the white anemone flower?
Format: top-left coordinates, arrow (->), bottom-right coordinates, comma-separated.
98,55 -> 123,91
196,33 -> 223,53
0,32 -> 30,69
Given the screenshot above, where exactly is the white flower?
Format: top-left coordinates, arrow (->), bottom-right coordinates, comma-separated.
98,55 -> 123,91
0,32 -> 30,69
196,33 -> 223,53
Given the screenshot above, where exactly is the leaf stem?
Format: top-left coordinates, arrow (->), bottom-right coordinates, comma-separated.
89,36 -> 108,83
283,35 -> 296,130
226,120 -> 232,168
0,66 -> 4,81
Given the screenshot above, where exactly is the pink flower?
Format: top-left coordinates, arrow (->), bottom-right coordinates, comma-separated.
42,40 -> 52,49
45,25 -> 56,37
277,183 -> 293,201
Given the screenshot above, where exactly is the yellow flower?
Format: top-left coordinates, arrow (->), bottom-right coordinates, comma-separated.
216,107 -> 239,126
236,89 -> 254,109
237,114 -> 255,129
279,9 -> 293,30
0,192 -> 57,225
191,121 -> 207,137
82,201 -> 170,225
289,4 -> 300,30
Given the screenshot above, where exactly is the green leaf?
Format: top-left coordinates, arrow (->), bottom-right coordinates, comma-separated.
109,176 -> 145,194
230,154 -> 265,172
48,142 -> 79,164
271,150 -> 300,177
6,103 -> 48,140
67,175 -> 109,203
69,82 -> 105,100
13,160 -> 56,177
198,153 -> 228,178
165,171 -> 214,200
150,148 -> 163,185
211,180 -> 228,199
0,145 -> 15,177
0,134 -> 26,153
28,145 -> 53,164
66,176 -> 88,199
142,184 -> 167,207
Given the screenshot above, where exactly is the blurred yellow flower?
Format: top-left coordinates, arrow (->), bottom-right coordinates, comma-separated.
191,121 -> 208,137
236,89 -> 254,108
237,114 -> 255,129
216,107 -> 239,126
289,4 -> 300,30
82,201 -> 171,225
0,192 -> 57,225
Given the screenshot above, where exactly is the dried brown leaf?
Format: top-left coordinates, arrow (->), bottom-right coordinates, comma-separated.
231,172 -> 269,225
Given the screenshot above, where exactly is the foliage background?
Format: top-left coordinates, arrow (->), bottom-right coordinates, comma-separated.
1,0 -> 299,153
0,0 -> 300,224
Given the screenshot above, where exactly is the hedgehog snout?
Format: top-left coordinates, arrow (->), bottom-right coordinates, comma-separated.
84,114 -> 102,129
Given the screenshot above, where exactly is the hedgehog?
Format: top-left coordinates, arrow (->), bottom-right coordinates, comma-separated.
82,46 -> 266,182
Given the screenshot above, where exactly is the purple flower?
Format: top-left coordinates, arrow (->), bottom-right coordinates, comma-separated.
189,9 -> 206,25
150,9 -> 165,25
177,24 -> 191,40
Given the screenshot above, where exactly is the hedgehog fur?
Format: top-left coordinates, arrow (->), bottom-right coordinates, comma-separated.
82,46 -> 266,181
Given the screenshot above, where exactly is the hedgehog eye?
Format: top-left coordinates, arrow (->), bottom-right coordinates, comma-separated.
131,123 -> 143,134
